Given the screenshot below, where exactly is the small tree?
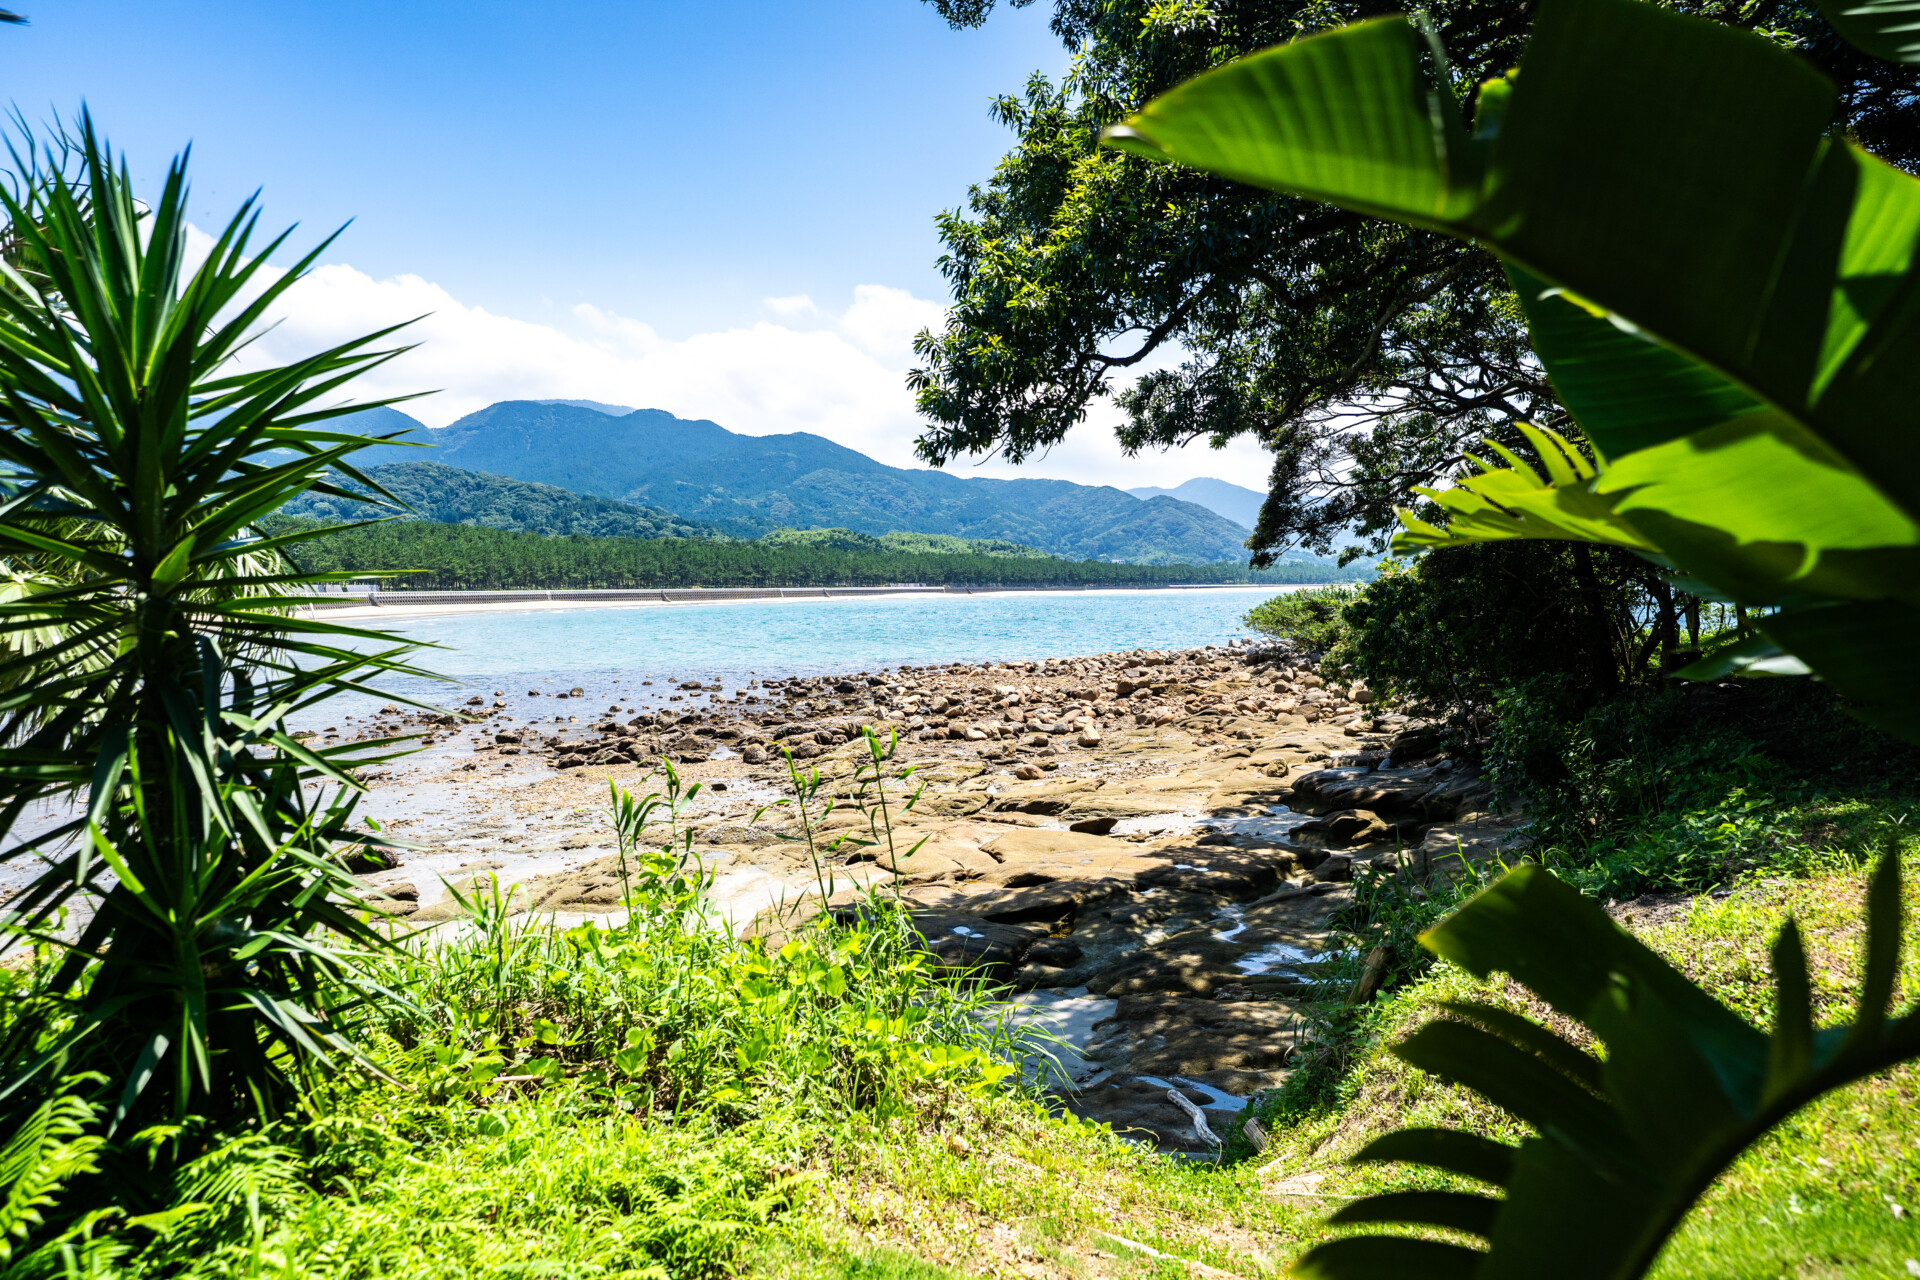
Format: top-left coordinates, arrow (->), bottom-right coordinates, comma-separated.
0,117 -> 430,1128
1097,0 -> 1920,1272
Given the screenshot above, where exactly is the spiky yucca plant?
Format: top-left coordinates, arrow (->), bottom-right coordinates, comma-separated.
0,115 -> 435,1128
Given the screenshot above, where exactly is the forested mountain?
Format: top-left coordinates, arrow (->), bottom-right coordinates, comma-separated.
761,527 -> 1053,557
1127,477 -> 1266,529
281,460 -> 725,541
336,402 -> 1262,564
265,516 -> 1364,591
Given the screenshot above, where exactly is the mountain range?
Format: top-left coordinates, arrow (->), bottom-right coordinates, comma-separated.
334,401 -> 1277,565
282,460 -> 725,541
1126,477 -> 1267,530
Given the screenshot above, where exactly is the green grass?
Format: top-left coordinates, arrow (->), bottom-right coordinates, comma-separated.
13,770 -> 1920,1279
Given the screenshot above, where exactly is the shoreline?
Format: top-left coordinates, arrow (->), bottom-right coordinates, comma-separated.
300,581 -> 1309,621
336,637 -> 1510,1151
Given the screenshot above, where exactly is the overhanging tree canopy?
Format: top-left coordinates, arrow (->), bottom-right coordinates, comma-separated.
913,0 -> 1920,561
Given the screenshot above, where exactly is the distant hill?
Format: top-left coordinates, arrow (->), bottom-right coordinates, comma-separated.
534,399 -> 636,416
1127,477 -> 1266,529
762,528 -> 1054,559
336,402 -> 1259,565
282,460 -> 725,541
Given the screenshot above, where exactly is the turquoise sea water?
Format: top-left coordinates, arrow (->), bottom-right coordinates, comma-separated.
347,586 -> 1299,712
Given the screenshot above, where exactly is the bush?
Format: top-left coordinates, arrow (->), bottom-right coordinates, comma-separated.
1242,586 -> 1356,654
1337,541 -> 1669,719
1486,676 -> 1920,899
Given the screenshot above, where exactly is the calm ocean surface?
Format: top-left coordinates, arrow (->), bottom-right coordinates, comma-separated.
348,586 -> 1302,707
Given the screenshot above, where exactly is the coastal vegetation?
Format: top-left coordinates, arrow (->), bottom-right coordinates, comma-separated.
759,527 -> 1055,559
263,514 -> 1365,589
913,0 -> 1920,563
3,0 -> 1920,1274
1101,0 -> 1920,1264
0,114 -> 429,1180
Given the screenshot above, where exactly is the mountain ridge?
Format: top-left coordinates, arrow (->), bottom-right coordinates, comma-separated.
1127,477 -> 1267,529
281,459 -> 726,541
337,402 -> 1265,565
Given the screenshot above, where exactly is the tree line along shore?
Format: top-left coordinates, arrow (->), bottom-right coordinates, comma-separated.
264,515 -> 1368,591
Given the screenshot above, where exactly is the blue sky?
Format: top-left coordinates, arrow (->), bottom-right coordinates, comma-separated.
1,0 -> 1273,490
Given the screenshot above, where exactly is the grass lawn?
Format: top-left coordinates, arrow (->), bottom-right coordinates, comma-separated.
127,851 -> 1911,1280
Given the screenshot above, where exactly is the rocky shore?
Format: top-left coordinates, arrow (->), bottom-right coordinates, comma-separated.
343,639 -> 1524,1153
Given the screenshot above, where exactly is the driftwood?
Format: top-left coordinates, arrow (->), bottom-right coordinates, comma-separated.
1165,1087 -> 1222,1148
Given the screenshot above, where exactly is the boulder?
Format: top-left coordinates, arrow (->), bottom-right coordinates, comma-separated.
1289,763 -> 1486,818
1133,848 -> 1287,898
1294,808 -> 1392,846
942,877 -> 1131,927
1416,815 -> 1531,880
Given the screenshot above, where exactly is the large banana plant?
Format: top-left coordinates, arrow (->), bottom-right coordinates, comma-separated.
1299,854 -> 1916,1279
1093,0 -> 1920,1274
0,117 -> 435,1127
1100,0 -> 1920,741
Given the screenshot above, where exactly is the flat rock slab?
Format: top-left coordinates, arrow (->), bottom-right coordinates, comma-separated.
1289,764 -> 1491,820
979,828 -> 1138,860
859,839 -> 1001,878
1416,815 -> 1531,880
1086,994 -> 1303,1081
909,909 -> 1046,979
923,877 -> 1134,926
1056,794 -> 1205,820
1133,847 -> 1289,898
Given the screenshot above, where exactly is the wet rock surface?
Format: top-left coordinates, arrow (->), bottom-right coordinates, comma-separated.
333,638 -> 1527,1152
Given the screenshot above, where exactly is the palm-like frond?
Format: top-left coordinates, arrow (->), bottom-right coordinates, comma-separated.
1293,854 -> 1917,1280
1392,423 -> 1653,553
0,114 -> 436,1126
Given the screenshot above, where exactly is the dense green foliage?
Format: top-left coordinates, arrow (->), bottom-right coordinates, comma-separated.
761,527 -> 1054,559
1241,585 -> 1356,653
282,460 -> 726,541
1485,679 -> 1920,900
266,515 -> 1365,590
1108,0 -> 1920,734
1104,0 -> 1920,1269
0,124 -> 424,1132
1330,544 -> 1692,720
0,757 -> 1043,1276
1255,863 -> 1920,1280
915,0 -> 1920,561
342,401 -> 1263,564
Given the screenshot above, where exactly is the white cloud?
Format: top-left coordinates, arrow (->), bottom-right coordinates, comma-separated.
762,294 -> 818,317
214,231 -> 1272,492
836,283 -> 947,364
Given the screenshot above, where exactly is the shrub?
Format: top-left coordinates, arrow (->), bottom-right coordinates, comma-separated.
1242,586 -> 1356,654
0,118 -> 421,1132
1337,542 -> 1664,719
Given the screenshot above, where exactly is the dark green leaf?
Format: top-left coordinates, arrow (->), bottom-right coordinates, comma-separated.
1292,1235 -> 1485,1280
1350,1128 -> 1517,1188
1327,1189 -> 1501,1237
